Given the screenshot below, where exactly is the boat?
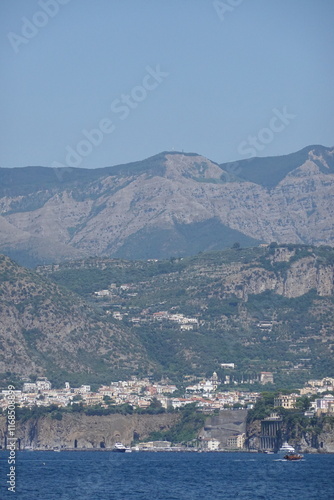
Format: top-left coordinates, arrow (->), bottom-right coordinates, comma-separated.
112,442 -> 126,452
284,453 -> 303,461
112,442 -> 131,453
278,441 -> 295,454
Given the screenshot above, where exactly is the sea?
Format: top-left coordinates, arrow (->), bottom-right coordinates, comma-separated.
0,451 -> 333,500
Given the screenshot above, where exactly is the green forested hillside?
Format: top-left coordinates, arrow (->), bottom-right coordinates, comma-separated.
38,244 -> 334,386
0,255 -> 152,387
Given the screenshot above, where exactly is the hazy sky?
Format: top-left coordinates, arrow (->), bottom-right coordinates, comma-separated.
1,0 -> 333,168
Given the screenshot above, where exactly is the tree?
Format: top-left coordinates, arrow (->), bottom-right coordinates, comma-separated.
146,398 -> 165,414
72,394 -> 83,402
295,396 -> 310,412
232,242 -> 241,250
103,395 -> 115,406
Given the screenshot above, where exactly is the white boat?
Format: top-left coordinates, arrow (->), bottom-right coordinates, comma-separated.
112,442 -> 131,453
278,442 -> 295,454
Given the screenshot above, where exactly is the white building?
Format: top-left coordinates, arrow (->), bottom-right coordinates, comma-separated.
94,290 -> 110,297
180,324 -> 194,331
23,383 -> 37,393
227,433 -> 245,449
207,439 -> 220,451
79,385 -> 91,394
36,379 -> 52,391
315,395 -> 334,413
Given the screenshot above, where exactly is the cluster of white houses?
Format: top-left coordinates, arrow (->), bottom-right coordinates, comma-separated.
0,374 -> 259,412
274,377 -> 334,415
110,309 -> 199,331
1,376 -> 333,418
94,284 -> 200,330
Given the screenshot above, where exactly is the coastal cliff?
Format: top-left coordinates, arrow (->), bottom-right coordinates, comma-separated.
246,416 -> 334,453
0,413 -> 179,450
2,410 -> 333,452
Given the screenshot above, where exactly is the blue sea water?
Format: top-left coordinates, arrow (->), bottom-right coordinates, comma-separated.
0,451 -> 333,500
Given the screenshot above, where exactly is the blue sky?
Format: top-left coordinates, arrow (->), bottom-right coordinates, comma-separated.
1,0 -> 333,168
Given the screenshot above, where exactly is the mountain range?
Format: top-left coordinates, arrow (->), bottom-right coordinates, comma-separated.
0,145 -> 333,267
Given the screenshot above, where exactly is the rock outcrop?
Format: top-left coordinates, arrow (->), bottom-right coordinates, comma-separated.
0,413 -> 179,450
199,410 -> 247,447
246,417 -> 334,453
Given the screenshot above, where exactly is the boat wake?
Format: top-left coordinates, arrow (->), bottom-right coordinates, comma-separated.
274,458 -> 305,462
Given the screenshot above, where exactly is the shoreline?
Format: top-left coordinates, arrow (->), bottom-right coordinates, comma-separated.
2,448 -> 332,454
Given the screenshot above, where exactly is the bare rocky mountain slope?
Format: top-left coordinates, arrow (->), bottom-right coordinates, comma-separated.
0,145 -> 333,266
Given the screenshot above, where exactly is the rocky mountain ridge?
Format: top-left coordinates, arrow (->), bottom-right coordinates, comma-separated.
0,145 -> 333,266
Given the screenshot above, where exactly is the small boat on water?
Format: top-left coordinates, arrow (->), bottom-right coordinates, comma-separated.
278,442 -> 295,454
112,442 -> 131,453
284,453 -> 303,461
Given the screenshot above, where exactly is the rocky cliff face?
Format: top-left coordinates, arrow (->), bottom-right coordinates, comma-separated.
246,417 -> 334,453
180,245 -> 334,301
2,411 -> 332,453
0,413 -> 179,450
199,410 -> 247,447
0,145 -> 333,266
221,250 -> 334,300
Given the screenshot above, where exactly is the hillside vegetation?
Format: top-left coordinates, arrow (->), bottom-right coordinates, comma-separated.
0,255 -> 152,387
37,243 -> 334,386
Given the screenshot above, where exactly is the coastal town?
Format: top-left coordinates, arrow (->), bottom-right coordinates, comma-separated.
1,374 -> 333,417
